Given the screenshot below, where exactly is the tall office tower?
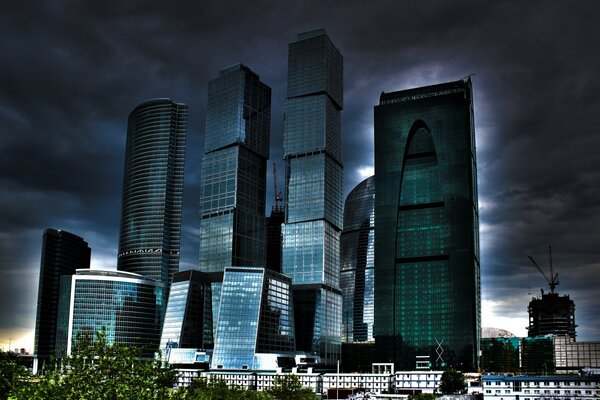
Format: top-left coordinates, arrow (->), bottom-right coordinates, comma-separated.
340,176 -> 375,344
198,64 -> 271,271
374,78 -> 480,371
198,64 -> 271,330
60,269 -> 163,357
211,267 -> 295,370
34,229 -> 90,362
528,291 -> 576,340
281,29 -> 344,365
117,99 -> 187,304
159,270 -> 214,352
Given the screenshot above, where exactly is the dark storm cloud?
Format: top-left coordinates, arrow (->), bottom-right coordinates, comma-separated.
1,0 -> 599,346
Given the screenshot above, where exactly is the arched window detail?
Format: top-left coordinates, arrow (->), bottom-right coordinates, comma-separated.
399,123 -> 442,206
395,121 -> 447,259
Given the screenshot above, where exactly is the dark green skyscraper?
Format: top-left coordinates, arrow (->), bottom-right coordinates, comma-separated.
374,78 -> 480,371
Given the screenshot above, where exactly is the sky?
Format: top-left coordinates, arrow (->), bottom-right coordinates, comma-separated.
1,0 -> 599,352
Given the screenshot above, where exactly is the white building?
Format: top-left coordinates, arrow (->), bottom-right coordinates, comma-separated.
322,373 -> 394,394
483,374 -> 600,400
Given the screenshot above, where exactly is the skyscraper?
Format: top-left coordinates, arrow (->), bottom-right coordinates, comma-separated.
281,29 -> 344,365
340,176 -> 375,344
34,229 -> 90,361
198,64 -> 271,272
117,99 -> 187,300
197,64 -> 271,334
374,78 -> 480,371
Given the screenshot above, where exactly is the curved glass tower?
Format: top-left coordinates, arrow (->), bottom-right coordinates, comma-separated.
63,269 -> 163,357
117,99 -> 187,295
340,176 -> 375,343
374,78 -> 480,371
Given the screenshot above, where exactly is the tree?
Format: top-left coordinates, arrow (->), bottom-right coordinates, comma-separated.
265,375 -> 318,400
12,329 -> 176,399
173,376 -> 271,400
0,350 -> 30,400
409,393 -> 437,400
439,369 -> 466,394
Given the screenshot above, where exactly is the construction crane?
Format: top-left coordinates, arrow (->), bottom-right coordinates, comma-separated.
272,162 -> 283,212
528,245 -> 560,294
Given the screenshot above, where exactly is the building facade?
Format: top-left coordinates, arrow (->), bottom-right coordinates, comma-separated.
554,336 -> 600,374
210,267 -> 296,371
340,176 -> 375,344
528,291 -> 576,340
374,78 -> 480,371
198,64 -> 271,272
117,99 -> 187,306
34,229 -> 91,361
482,374 -> 600,400
159,270 -> 214,352
61,269 -> 163,357
281,28 -> 344,366
266,205 -> 284,273
198,64 -> 271,336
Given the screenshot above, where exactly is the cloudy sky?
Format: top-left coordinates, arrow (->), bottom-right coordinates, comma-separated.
1,0 -> 599,351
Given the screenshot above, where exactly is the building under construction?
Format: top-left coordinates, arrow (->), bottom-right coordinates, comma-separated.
528,290 -> 576,340
527,247 -> 577,340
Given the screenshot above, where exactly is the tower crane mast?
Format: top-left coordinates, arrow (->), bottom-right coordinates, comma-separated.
273,162 -> 283,212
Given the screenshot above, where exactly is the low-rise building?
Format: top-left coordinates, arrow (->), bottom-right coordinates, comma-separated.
482,374 -> 600,400
322,373 -> 393,394
394,371 -> 443,394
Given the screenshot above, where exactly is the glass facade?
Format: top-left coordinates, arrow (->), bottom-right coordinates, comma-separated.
211,267 -> 295,370
34,229 -> 90,360
554,335 -> 600,374
159,270 -> 213,352
340,176 -> 375,343
198,64 -> 271,274
117,99 -> 187,310
65,269 -> 163,358
374,78 -> 480,371
282,29 -> 343,366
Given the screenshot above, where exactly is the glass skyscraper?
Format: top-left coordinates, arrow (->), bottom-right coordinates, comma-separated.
373,78 -> 480,371
211,267 -> 295,371
117,99 -> 187,306
281,29 -> 343,365
198,64 -> 271,337
340,176 -> 375,343
61,269 -> 163,358
159,270 -> 214,352
34,229 -> 91,361
198,64 -> 271,272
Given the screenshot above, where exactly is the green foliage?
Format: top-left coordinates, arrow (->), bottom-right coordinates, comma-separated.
439,369 -> 466,394
172,376 -> 271,400
408,392 -> 437,400
12,329 -> 175,399
265,375 -> 318,400
0,350 -> 30,400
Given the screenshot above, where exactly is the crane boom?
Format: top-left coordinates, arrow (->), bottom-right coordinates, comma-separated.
528,245 -> 559,293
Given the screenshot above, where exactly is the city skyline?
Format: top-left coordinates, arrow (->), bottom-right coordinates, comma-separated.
1,0 -> 600,351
